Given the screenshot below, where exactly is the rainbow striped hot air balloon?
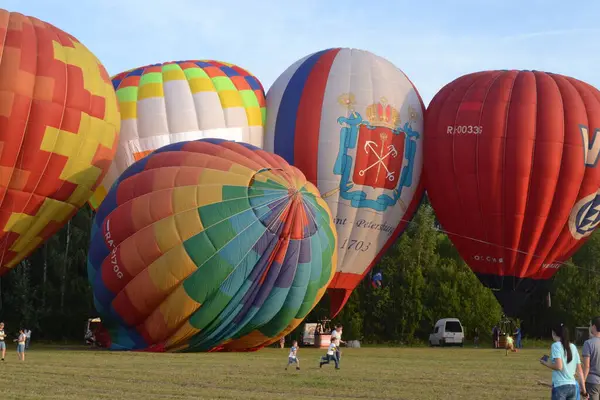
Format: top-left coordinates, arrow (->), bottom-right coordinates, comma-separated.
88,60 -> 266,209
87,139 -> 337,352
0,9 -> 119,274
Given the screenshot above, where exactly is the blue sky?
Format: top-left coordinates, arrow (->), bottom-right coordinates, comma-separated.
5,0 -> 600,105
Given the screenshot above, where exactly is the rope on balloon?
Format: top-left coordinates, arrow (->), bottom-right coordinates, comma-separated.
391,213 -> 600,276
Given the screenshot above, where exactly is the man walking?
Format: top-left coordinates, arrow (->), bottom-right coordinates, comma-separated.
583,316 -> 600,399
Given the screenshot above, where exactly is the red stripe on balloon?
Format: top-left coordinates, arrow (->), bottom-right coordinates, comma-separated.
293,48 -> 340,184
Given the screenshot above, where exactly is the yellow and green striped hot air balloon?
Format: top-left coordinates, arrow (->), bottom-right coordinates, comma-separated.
88,60 -> 266,209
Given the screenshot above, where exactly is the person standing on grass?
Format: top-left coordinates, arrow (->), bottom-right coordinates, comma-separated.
540,324 -> 587,399
319,338 -> 340,370
0,322 -> 6,361
331,325 -> 344,364
14,328 -> 25,361
515,325 -> 522,349
473,327 -> 479,348
492,325 -> 500,349
285,340 -> 300,370
24,329 -> 31,349
583,316 -> 600,399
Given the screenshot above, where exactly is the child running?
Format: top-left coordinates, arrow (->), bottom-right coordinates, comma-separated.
285,340 -> 300,370
320,338 -> 340,369
505,335 -> 517,355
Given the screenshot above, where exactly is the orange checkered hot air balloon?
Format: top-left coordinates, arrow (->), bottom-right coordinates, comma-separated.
0,9 -> 120,275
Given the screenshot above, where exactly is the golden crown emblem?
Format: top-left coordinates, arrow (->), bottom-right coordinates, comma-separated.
366,98 -> 401,129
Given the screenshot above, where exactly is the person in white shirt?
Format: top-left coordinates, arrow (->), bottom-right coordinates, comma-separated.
319,339 -> 340,369
0,322 -> 6,361
24,329 -> 31,349
331,325 -> 344,364
285,340 -> 300,370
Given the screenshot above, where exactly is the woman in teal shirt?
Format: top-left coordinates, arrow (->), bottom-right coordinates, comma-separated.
540,324 -> 588,399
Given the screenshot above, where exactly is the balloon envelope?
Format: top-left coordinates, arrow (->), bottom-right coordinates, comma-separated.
88,60 -> 266,209
424,70 -> 600,315
265,48 -> 425,316
87,139 -> 336,352
0,9 -> 119,274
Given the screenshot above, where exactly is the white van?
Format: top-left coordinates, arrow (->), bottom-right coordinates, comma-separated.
428,318 -> 464,347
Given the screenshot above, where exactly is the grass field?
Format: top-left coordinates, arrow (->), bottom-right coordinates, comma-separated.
0,345 -> 559,399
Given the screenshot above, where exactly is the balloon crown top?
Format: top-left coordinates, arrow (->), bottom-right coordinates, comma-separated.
366,98 -> 400,129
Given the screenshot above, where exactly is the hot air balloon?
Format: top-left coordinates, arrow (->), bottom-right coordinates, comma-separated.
87,139 -> 337,352
424,70 -> 600,316
88,60 -> 266,209
265,48 -> 425,317
371,271 -> 383,289
0,9 -> 120,274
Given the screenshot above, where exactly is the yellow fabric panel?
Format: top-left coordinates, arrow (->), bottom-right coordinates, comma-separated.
228,163 -> 254,177
194,184 -> 222,207
152,216 -> 182,254
140,285 -> 200,345
51,40 -> 120,129
67,184 -> 93,208
245,107 -> 262,126
149,285 -> 201,341
40,111 -> 115,187
218,91 -> 243,108
188,78 -> 215,93
5,237 -> 43,268
4,198 -> 74,258
153,209 -> 204,253
164,321 -> 200,350
119,102 -> 137,120
162,68 -> 186,82
198,169 -> 250,187
173,210 -> 204,242
88,185 -> 108,210
138,82 -> 164,100
303,181 -> 320,197
172,186 -> 200,214
147,245 -> 197,292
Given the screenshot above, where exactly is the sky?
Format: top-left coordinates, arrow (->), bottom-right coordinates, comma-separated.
5,0 -> 600,105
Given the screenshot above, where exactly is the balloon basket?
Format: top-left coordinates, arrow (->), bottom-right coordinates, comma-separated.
314,334 -> 332,349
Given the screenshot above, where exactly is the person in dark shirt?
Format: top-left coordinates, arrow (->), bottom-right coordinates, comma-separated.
583,316 -> 600,399
492,325 -> 500,349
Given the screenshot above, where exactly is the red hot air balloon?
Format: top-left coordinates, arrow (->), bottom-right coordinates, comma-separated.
424,70 -> 600,316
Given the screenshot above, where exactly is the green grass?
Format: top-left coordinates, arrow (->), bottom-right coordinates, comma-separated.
0,345 -> 561,399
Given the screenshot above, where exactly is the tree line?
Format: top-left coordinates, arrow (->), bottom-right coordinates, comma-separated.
0,199 -> 598,345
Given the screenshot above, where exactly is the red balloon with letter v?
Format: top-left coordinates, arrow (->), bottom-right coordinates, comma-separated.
424,70 -> 600,316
